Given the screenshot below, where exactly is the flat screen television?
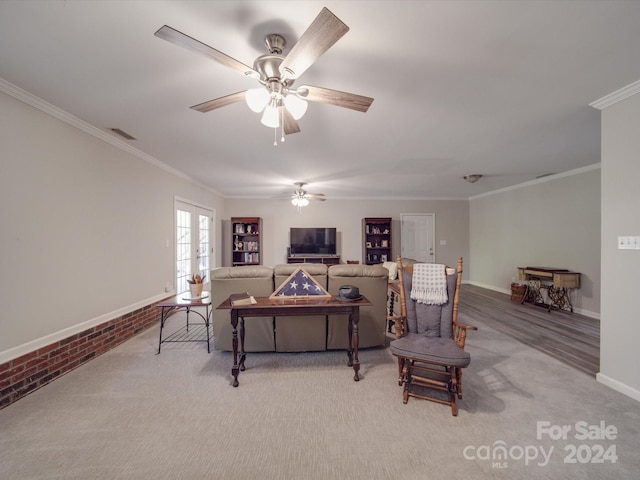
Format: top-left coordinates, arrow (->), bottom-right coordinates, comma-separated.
289,227 -> 337,255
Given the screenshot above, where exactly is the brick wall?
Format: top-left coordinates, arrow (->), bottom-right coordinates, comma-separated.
0,302 -> 160,409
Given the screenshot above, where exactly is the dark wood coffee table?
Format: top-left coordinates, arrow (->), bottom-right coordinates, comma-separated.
217,296 -> 372,386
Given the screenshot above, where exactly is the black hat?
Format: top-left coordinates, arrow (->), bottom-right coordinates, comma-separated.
337,285 -> 362,301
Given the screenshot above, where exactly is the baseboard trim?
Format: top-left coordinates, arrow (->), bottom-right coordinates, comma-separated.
596,373 -> 640,402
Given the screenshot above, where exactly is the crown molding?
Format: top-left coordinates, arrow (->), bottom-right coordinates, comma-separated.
469,164 -> 601,200
589,79 -> 640,110
0,77 -> 222,196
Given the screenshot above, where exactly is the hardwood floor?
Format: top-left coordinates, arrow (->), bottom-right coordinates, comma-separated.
458,284 -> 600,377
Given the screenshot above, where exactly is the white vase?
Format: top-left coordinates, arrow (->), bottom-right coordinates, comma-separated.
189,283 -> 203,297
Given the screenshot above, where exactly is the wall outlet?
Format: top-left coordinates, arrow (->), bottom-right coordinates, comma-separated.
165,282 -> 171,292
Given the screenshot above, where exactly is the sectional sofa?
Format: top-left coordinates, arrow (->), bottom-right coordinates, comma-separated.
210,263 -> 389,352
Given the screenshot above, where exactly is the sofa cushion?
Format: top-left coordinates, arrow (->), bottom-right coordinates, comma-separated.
211,265 -> 274,279
327,264 -> 388,349
274,263 -> 328,277
211,266 -> 275,352
382,261 -> 398,280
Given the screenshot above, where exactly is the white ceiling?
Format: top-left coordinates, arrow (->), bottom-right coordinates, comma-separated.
2,1 -> 640,200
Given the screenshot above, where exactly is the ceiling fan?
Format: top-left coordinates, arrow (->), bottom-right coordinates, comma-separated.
154,7 -> 373,142
291,182 -> 326,209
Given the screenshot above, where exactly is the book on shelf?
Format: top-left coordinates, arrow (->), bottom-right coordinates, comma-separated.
229,292 -> 257,306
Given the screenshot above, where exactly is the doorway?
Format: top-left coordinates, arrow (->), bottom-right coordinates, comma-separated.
175,199 -> 214,294
400,213 -> 435,263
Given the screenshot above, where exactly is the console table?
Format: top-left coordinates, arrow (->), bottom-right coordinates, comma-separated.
517,267 -> 581,312
287,255 -> 340,265
217,295 -> 371,386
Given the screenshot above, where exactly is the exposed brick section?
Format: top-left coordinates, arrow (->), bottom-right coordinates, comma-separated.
0,299 -> 164,410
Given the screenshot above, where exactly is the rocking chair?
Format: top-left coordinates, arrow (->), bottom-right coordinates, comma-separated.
389,257 -> 477,416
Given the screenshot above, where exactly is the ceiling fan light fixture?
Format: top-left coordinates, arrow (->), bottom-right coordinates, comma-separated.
261,99 -> 280,128
245,87 -> 270,112
291,196 -> 309,207
284,94 -> 308,120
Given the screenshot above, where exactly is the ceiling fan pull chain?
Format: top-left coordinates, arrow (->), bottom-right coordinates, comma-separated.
273,127 -> 277,147
281,106 -> 285,143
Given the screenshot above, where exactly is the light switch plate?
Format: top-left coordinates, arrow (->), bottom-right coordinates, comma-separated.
618,236 -> 640,249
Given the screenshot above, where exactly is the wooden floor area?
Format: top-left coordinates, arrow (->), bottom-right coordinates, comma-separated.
459,284 -> 600,377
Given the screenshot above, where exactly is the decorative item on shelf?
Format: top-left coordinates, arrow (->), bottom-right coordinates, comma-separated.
381,239 -> 388,248
187,273 -> 206,297
366,241 -> 372,248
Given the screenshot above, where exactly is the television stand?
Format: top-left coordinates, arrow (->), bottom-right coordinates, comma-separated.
287,255 -> 340,265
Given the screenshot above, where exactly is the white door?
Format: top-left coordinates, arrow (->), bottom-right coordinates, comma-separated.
400,213 -> 435,263
175,200 -> 214,294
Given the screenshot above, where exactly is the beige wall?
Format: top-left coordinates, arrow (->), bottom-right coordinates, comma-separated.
598,91 -> 640,400
0,91 -> 225,359
469,167 -> 601,317
223,198 -> 470,275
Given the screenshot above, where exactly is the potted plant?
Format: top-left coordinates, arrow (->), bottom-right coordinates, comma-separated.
187,273 -> 206,297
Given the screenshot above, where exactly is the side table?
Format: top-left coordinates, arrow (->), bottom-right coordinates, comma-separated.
156,291 -> 212,353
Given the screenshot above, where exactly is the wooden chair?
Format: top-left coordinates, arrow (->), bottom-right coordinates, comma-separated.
389,257 -> 477,416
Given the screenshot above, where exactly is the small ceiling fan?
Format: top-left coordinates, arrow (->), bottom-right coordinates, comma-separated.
154,7 -> 373,141
291,182 -> 326,209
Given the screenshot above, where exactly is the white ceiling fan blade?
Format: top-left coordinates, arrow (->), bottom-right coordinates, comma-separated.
297,85 -> 373,113
190,91 -> 247,113
278,8 -> 349,80
155,25 -> 258,78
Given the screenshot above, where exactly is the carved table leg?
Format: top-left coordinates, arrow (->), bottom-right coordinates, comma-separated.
347,314 -> 353,367
388,290 -> 396,333
231,310 -> 239,387
239,317 -> 246,372
352,306 -> 360,381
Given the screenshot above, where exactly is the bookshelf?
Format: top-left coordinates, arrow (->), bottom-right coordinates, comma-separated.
231,217 -> 262,266
362,217 -> 392,265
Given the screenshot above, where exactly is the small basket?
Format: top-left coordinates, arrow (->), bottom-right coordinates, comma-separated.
510,283 -> 527,303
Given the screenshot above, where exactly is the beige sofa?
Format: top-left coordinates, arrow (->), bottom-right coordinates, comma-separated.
210,263 -> 389,352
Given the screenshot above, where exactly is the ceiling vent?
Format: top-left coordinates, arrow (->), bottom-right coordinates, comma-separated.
110,128 -> 136,140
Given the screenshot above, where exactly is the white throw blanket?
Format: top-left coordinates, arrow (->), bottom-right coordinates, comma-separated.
410,263 -> 448,305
